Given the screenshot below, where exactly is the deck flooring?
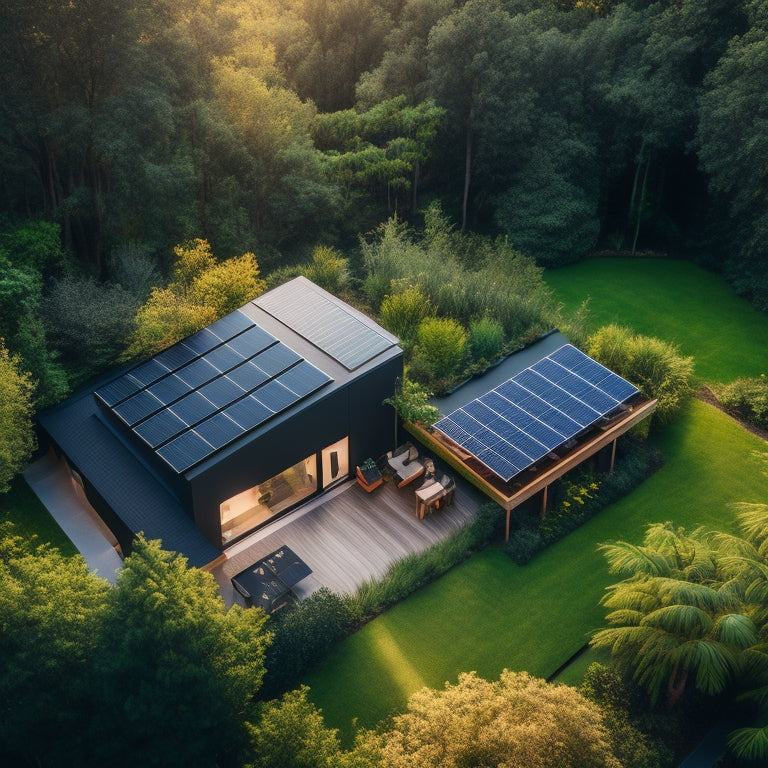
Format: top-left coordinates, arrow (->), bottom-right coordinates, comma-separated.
211,472 -> 483,607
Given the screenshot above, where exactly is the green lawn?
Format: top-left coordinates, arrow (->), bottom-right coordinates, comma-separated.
1,475 -> 78,556
306,399 -> 768,743
546,257 -> 768,384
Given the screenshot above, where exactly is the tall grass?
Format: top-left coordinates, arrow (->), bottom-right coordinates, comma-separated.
361,218 -> 557,343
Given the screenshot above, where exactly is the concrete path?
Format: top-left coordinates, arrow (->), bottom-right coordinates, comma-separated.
23,451 -> 123,584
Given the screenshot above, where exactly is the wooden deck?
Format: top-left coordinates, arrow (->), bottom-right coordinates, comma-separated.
211,471 -> 483,607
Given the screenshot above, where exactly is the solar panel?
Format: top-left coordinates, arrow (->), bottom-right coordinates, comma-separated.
96,309 -> 335,474
133,408 -> 188,448
432,344 -> 639,482
203,344 -> 245,373
255,278 -> 396,370
129,358 -> 170,386
227,361 -> 270,392
157,431 -> 215,473
194,412 -> 245,449
228,325 -> 277,358
207,310 -> 253,341
253,344 -> 301,377
199,376 -> 244,408
176,357 -> 220,388
170,391 -> 218,425
113,390 -> 164,426
224,396 -> 274,430
275,360 -> 332,397
147,374 -> 192,405
96,375 -> 141,406
183,328 -> 220,355
254,379 -> 298,413
155,342 -> 197,371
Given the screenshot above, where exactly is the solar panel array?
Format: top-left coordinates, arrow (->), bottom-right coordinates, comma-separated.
432,344 -> 639,483
255,278 -> 397,370
95,310 -> 332,474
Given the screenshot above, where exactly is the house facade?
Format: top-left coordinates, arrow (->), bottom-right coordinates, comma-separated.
39,277 -> 402,567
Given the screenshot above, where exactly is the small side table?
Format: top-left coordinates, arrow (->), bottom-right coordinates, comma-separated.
356,463 -> 383,492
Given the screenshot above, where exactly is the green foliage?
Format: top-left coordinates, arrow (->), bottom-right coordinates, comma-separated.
0,523 -> 110,765
43,276 -> 139,368
93,535 -> 270,766
260,587 -> 357,701
414,316 -> 467,384
587,324 -> 694,427
371,670 -> 624,768
379,283 -> 433,347
382,378 -> 441,427
247,686 -> 343,768
713,376 -> 768,431
467,316 -> 505,365
362,215 -> 556,350
504,439 -> 663,565
125,239 -> 268,358
0,341 -> 37,493
304,245 -> 351,294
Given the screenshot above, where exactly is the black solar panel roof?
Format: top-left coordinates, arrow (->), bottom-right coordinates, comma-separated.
432,344 -> 640,482
255,277 -> 397,370
95,309 -> 332,474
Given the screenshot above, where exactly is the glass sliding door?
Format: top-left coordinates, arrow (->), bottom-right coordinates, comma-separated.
220,454 -> 317,544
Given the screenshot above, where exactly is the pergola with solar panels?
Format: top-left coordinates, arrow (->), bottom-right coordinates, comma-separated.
422,343 -> 657,539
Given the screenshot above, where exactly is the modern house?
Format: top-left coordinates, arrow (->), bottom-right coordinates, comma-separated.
39,277 -> 402,568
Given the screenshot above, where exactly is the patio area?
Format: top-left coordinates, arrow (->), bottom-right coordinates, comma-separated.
210,458 -> 483,608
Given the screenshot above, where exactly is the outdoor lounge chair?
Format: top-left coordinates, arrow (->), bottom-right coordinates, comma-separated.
386,442 -> 426,488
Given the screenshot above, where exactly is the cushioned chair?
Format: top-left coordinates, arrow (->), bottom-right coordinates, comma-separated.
386,442 -> 426,488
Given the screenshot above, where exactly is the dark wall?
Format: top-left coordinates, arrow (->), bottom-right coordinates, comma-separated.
348,355 -> 402,464
188,353 -> 402,548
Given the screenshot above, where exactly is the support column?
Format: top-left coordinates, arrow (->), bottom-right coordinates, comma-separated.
541,485 -> 548,518
609,438 -> 618,474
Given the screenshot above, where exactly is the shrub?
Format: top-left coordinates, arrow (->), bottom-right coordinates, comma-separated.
503,438 -> 662,564
259,587 -> 357,700
713,376 -> 768,431
587,324 -> 694,428
504,525 -> 545,566
304,245 -> 350,294
415,316 -> 468,382
468,316 -> 505,364
379,284 -> 432,347
382,378 -> 441,427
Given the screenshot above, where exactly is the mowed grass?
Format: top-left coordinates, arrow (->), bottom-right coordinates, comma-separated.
305,399 -> 768,744
1,476 -> 78,556
545,258 -> 768,384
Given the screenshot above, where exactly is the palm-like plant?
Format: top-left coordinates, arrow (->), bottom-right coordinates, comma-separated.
591,522 -> 758,706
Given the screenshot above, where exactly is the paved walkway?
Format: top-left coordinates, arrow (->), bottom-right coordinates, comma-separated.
23,451 -> 123,584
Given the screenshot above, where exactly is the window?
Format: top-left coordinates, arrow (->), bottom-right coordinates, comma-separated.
220,454 -> 317,544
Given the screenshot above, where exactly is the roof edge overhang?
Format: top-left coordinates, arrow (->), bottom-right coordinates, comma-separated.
406,396 -> 658,514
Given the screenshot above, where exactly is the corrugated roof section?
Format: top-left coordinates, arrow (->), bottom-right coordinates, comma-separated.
254,277 -> 397,370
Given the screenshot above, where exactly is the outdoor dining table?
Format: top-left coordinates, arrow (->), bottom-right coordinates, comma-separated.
231,545 -> 312,613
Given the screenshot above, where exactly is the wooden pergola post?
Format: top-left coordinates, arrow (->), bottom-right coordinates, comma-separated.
609,438 -> 618,474
541,485 -> 548,518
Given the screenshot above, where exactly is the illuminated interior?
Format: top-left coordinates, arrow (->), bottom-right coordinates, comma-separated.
220,455 -> 317,544
219,437 -> 350,545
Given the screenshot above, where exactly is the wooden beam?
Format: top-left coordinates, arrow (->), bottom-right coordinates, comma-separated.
406,398 -> 658,540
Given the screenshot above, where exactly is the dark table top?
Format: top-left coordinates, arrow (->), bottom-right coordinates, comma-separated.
260,545 -> 312,586
231,545 -> 312,612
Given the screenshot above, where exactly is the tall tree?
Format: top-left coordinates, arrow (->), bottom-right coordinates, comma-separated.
0,343 -> 36,493
91,536 -> 270,766
0,524 -> 110,765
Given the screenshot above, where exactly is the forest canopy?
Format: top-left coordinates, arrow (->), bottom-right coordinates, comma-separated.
0,0 -> 766,404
